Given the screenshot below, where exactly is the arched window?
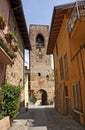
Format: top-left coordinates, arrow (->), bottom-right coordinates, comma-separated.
36,34 -> 44,48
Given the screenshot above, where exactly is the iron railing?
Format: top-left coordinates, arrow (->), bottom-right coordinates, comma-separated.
68,1 -> 85,34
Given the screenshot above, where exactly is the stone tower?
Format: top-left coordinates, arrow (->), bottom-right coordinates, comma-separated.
29,25 -> 55,105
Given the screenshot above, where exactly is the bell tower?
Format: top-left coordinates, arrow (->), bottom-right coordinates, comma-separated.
29,25 -> 55,105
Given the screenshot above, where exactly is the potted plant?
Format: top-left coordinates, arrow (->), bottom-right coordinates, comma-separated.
0,37 -> 17,59
7,50 -> 17,59
11,42 -> 18,52
0,12 -> 6,29
5,31 -> 16,43
0,84 -> 21,129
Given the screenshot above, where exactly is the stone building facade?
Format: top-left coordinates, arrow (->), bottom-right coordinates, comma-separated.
0,0 -> 31,107
29,25 -> 55,105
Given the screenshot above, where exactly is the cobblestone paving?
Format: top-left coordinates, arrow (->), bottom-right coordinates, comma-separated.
8,105 -> 85,130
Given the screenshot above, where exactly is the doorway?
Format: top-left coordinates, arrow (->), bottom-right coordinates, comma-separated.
39,89 -> 47,105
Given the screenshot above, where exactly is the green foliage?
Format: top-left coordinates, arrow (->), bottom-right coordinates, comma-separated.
0,83 -> 21,118
11,42 -> 18,48
7,31 -> 16,40
0,89 -> 4,100
7,50 -> 17,59
11,42 -> 18,52
0,38 -> 16,59
0,113 -> 4,120
0,12 -> 6,24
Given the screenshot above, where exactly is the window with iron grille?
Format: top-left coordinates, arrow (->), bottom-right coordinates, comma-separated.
73,82 -> 82,112
64,54 -> 69,80
59,56 -> 64,81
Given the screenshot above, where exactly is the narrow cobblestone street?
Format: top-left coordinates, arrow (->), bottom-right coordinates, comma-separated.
8,105 -> 85,130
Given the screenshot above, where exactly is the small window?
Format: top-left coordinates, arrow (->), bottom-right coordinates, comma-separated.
38,73 -> 41,76
36,34 -> 44,48
73,82 -> 82,112
65,86 -> 68,97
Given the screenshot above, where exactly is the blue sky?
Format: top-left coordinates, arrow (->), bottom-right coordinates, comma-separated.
22,0 -> 75,29
22,0 -> 75,68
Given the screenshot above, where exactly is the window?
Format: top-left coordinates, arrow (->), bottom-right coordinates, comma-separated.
38,73 -> 41,76
59,56 -> 64,81
73,82 -> 82,112
36,34 -> 44,48
64,54 -> 69,80
65,86 -> 68,97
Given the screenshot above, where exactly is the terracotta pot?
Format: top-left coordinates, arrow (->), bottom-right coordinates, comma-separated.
5,34 -> 12,43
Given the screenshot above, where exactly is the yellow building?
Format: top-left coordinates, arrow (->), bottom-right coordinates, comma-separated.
47,1 -> 85,125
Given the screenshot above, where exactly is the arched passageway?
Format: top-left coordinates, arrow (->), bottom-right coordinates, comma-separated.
39,89 -> 47,105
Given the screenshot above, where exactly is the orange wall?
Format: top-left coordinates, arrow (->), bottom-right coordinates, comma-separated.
53,14 -> 85,115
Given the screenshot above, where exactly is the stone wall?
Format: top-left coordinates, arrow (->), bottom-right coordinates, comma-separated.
29,25 -> 55,105
5,15 -> 24,106
0,0 -> 25,106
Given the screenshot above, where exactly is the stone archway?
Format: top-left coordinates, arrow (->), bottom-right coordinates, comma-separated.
39,89 -> 47,105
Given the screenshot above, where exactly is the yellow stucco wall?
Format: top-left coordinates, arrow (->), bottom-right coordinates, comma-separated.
53,15 -> 85,124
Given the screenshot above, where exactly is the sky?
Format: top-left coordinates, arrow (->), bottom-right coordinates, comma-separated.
22,0 -> 75,68
22,0 -> 75,29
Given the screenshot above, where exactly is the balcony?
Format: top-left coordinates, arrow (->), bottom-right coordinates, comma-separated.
0,37 -> 16,65
0,47 -> 12,65
68,1 -> 85,39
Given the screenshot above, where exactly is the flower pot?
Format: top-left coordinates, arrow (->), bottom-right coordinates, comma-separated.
11,46 -> 18,52
5,34 -> 12,43
11,42 -> 18,52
